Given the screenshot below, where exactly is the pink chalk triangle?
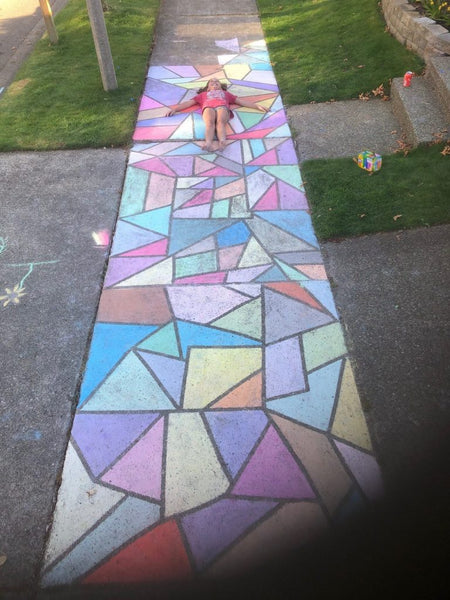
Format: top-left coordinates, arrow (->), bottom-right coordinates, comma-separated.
133,157 -> 176,176
201,166 -> 239,177
183,190 -> 213,208
174,272 -> 226,284
231,425 -> 315,499
121,239 -> 168,257
218,245 -> 245,270
195,156 -> 218,174
139,96 -> 165,111
253,182 -> 279,210
248,149 -> 279,166
230,128 -> 274,140
101,417 -> 165,499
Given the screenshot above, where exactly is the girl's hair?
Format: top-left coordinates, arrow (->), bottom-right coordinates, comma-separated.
197,79 -> 228,93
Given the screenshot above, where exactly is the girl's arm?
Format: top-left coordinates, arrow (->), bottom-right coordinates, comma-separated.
165,98 -> 197,116
234,98 -> 268,112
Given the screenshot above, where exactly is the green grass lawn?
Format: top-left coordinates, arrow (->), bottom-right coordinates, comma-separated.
302,143 -> 450,240
0,0 -> 159,150
256,0 -> 423,105
257,0 -> 448,238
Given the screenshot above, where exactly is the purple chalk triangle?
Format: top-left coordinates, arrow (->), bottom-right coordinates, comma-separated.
335,441 -> 383,501
231,425 -> 315,500
104,257 -> 163,287
181,498 -> 277,569
265,288 -> 334,344
163,156 -> 194,176
101,417 -> 165,499
205,410 -> 268,477
278,180 -> 308,209
276,138 -> 297,163
138,351 -> 185,405
71,413 -> 160,477
249,110 -> 285,132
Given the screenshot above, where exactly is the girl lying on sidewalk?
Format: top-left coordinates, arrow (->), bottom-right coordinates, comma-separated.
165,78 -> 268,151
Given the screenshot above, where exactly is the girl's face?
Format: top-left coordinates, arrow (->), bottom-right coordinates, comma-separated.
207,78 -> 222,90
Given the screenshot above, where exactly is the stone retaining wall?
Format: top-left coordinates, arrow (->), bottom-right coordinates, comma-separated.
382,0 -> 450,59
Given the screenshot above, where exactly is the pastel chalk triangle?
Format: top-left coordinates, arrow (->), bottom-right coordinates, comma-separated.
71,413 -> 160,478
137,322 -> 181,357
231,425 -> 315,499
273,258 -> 309,281
302,281 -> 339,318
205,410 -> 268,477
104,257 -> 164,286
266,359 -> 342,430
264,282 -> 324,310
331,360 -> 372,451
114,257 -> 173,286
79,324 -> 158,405
111,221 -> 163,256
120,239 -> 168,257
101,418 -> 165,498
252,183 -> 279,210
210,297 -> 262,340
248,149 -> 279,166
138,351 -> 185,405
256,211 -> 318,249
264,288 -> 334,343
81,352 -> 175,412
133,157 -> 176,176
211,371 -> 263,408
123,207 -> 171,236
255,265 -> 288,282
238,237 -> 272,268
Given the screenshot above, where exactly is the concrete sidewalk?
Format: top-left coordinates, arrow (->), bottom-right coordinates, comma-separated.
0,1 -> 449,598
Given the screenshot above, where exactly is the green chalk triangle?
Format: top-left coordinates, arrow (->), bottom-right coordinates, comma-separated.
137,322 -> 180,358
211,297 -> 262,340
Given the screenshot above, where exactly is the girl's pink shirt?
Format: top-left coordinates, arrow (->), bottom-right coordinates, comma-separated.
193,89 -> 237,117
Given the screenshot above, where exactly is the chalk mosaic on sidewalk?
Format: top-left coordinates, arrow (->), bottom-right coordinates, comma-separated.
41,39 -> 383,587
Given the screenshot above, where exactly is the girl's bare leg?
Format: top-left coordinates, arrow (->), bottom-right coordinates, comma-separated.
201,108 -> 216,151
216,108 -> 229,151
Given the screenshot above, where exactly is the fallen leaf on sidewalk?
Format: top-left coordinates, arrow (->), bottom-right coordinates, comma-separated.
395,137 -> 411,156
372,84 -> 385,97
0,555 -> 7,567
393,214 -> 402,221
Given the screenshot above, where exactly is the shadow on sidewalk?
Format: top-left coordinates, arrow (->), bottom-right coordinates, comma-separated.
35,434 -> 449,600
